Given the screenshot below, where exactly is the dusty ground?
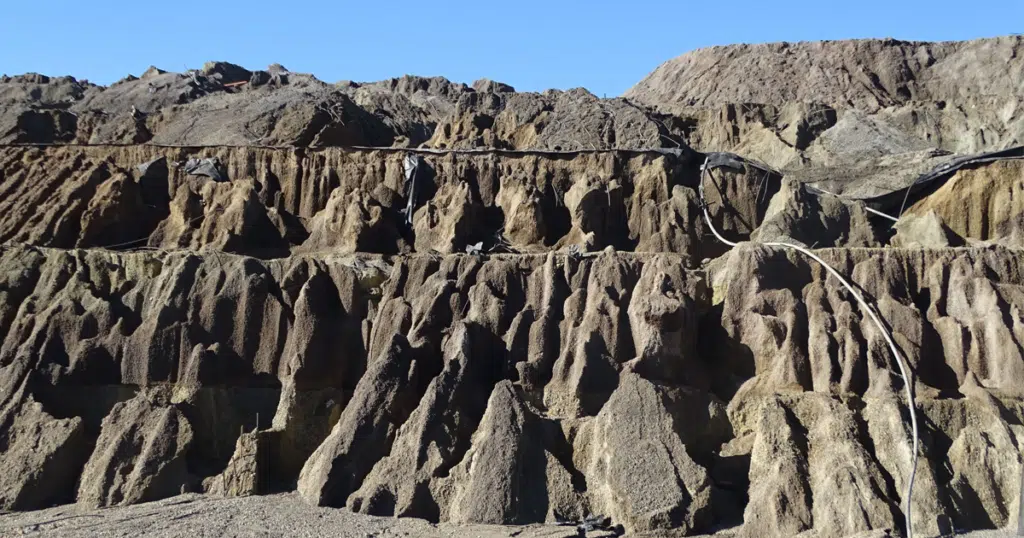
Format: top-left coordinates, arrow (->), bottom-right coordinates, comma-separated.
0,493 -> 621,538
1,495 -> 1018,538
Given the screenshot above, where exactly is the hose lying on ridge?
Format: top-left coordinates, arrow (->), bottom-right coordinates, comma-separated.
698,157 -> 920,538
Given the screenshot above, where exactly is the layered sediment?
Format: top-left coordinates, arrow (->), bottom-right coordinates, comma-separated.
2,36 -> 1024,538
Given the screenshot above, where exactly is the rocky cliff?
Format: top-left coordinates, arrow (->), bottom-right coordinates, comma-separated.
1,37 -> 1023,538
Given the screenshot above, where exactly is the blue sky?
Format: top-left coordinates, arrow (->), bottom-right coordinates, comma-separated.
2,0 -> 1022,97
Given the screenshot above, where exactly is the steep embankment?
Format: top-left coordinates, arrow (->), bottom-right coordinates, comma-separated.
627,37 -> 1024,110
2,244 -> 1023,536
1,36 -> 1024,538
626,36 -> 1024,172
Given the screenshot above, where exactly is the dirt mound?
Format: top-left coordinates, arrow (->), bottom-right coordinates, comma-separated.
0,65 -> 675,151
626,37 -> 1024,194
427,88 -> 668,150
626,36 -> 1024,111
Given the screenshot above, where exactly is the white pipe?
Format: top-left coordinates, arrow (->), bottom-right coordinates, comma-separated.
699,158 -> 920,538
808,185 -> 901,223
864,205 -> 901,223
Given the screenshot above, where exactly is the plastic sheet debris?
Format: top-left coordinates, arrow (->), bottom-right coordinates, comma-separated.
136,157 -> 167,180
401,154 -> 422,226
182,157 -> 227,182
801,145 -> 1024,216
553,512 -> 619,536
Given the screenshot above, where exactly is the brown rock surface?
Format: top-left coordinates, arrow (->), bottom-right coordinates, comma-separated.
2,36 -> 1024,538
0,228 -> 1023,536
76,389 -> 195,508
0,398 -> 88,510
627,37 -> 1024,111
584,372 -> 714,533
903,159 -> 1024,245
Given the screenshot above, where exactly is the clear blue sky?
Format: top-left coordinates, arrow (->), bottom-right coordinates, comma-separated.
2,0 -> 1022,97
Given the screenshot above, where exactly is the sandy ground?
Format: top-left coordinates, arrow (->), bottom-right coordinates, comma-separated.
0,493 -> 620,538
0,493 -> 1018,538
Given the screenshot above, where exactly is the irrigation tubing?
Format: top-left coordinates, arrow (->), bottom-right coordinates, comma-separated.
698,157 -> 920,538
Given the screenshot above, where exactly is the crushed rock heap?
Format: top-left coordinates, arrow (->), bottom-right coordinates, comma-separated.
1,36 -> 1024,538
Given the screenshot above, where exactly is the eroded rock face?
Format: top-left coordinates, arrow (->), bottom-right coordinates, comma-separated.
626,38 -> 1023,218
2,37 -> 1024,538
0,146 -> 724,259
413,181 -> 482,254
77,389 -> 195,508
741,397 -> 812,536
428,88 -> 665,151
584,373 -> 713,533
205,430 -> 276,497
711,245 -> 1024,536
628,37 -> 1024,112
443,381 -> 560,525
0,398 -> 87,510
891,210 -> 964,249
2,149 -> 1024,537
753,180 -> 880,248
148,178 -> 290,255
700,159 -> 783,245
3,144 -> 1021,260
714,245 -> 1024,398
0,240 -> 1021,536
904,159 -> 1024,246
299,187 -> 405,254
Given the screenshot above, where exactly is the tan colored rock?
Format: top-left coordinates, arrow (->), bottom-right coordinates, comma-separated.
803,397 -> 898,537
301,187 -> 405,253
495,178 -> 547,249
428,87 -> 663,151
0,150 -> 141,248
149,178 -> 288,254
205,430 -> 276,497
413,181 -> 482,254
557,176 -> 626,252
444,381 -> 561,524
543,253 -> 632,416
347,324 -> 493,519
0,227 -> 1021,537
740,397 -> 812,536
947,374 -> 1024,529
627,37 -> 1024,112
701,161 -> 782,244
3,37 -> 1024,538
585,373 -> 712,534
472,79 -> 515,93
753,179 -> 880,248
712,244 -> 1024,398
296,334 -> 424,507
864,397 -> 952,537
77,171 -> 156,248
625,255 -> 704,383
905,159 -> 1024,246
77,389 -> 195,508
891,209 -> 965,248
0,398 -> 87,510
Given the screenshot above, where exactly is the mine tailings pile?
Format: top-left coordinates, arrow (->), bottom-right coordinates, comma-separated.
2,37 -> 1024,538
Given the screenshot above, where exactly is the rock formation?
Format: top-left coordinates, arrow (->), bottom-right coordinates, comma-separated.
1,38 -> 1023,537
